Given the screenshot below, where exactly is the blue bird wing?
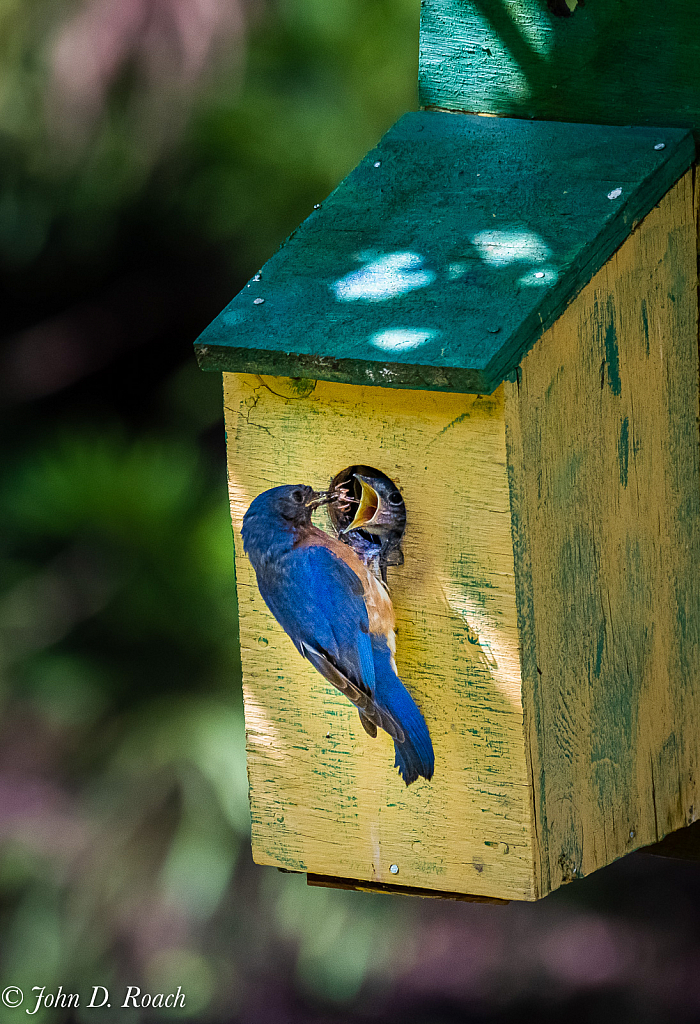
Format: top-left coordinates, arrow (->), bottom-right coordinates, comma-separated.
256,544 -> 403,740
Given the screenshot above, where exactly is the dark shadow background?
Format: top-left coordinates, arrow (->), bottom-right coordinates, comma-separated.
1,1 -> 700,1021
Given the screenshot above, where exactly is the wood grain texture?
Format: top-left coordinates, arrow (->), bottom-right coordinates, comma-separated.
196,113 -> 693,395
224,373 -> 536,900
504,170 -> 700,895
419,0 -> 700,134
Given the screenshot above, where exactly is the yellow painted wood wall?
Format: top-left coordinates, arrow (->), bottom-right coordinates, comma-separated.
224,375 -> 536,901
504,169 -> 700,895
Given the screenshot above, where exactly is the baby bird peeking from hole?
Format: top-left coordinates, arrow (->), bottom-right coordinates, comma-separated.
327,467 -> 407,584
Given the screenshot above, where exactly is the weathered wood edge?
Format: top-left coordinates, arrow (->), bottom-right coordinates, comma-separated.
503,382 -> 548,900
306,873 -> 510,904
196,121 -> 694,394
197,345 -> 487,394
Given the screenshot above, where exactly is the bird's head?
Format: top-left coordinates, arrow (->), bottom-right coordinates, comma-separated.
342,474 -> 406,536
242,484 -> 335,564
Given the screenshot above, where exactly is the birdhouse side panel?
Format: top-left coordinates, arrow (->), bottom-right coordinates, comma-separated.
224,373 -> 536,901
505,169 -> 700,895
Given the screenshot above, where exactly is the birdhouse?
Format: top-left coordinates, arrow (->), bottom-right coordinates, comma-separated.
195,0 -> 700,902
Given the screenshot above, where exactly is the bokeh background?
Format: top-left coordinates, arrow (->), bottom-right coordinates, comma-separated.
2,1 -> 700,1021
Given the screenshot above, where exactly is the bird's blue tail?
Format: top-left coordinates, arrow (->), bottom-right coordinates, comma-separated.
371,636 -> 434,786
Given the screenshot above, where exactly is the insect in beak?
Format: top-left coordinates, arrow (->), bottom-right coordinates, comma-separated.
306,491 -> 339,509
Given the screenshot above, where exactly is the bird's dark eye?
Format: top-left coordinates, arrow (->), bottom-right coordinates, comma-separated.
291,489 -> 304,503
388,491 -> 403,505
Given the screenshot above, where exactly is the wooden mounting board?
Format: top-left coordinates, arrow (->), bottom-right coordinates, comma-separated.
224,372 -> 536,901
419,0 -> 700,135
197,113 -> 693,395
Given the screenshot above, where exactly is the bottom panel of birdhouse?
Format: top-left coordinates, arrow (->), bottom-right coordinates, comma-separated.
224,372 -> 536,902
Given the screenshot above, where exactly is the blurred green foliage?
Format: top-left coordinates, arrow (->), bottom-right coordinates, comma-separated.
0,0 -> 418,276
177,0 -> 420,264
0,0 -> 420,1018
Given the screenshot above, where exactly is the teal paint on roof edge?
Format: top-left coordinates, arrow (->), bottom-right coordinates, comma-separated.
194,112 -> 695,394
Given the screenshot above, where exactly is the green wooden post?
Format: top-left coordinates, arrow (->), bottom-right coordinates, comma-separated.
419,0 -> 700,135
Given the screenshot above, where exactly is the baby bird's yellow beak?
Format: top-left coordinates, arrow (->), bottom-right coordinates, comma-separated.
342,476 -> 382,532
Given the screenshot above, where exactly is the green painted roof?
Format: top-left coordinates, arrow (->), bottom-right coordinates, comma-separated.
195,112 -> 694,394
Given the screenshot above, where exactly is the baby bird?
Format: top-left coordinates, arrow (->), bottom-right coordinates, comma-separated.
328,469 -> 406,583
241,484 -> 434,785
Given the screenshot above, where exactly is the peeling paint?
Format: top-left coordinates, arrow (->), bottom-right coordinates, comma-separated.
618,416 -> 629,487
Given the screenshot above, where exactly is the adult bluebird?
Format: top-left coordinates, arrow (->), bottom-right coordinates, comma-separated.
241,484 -> 434,785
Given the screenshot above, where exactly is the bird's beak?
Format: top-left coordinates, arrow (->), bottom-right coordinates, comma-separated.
306,491 -> 338,509
342,476 -> 381,532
